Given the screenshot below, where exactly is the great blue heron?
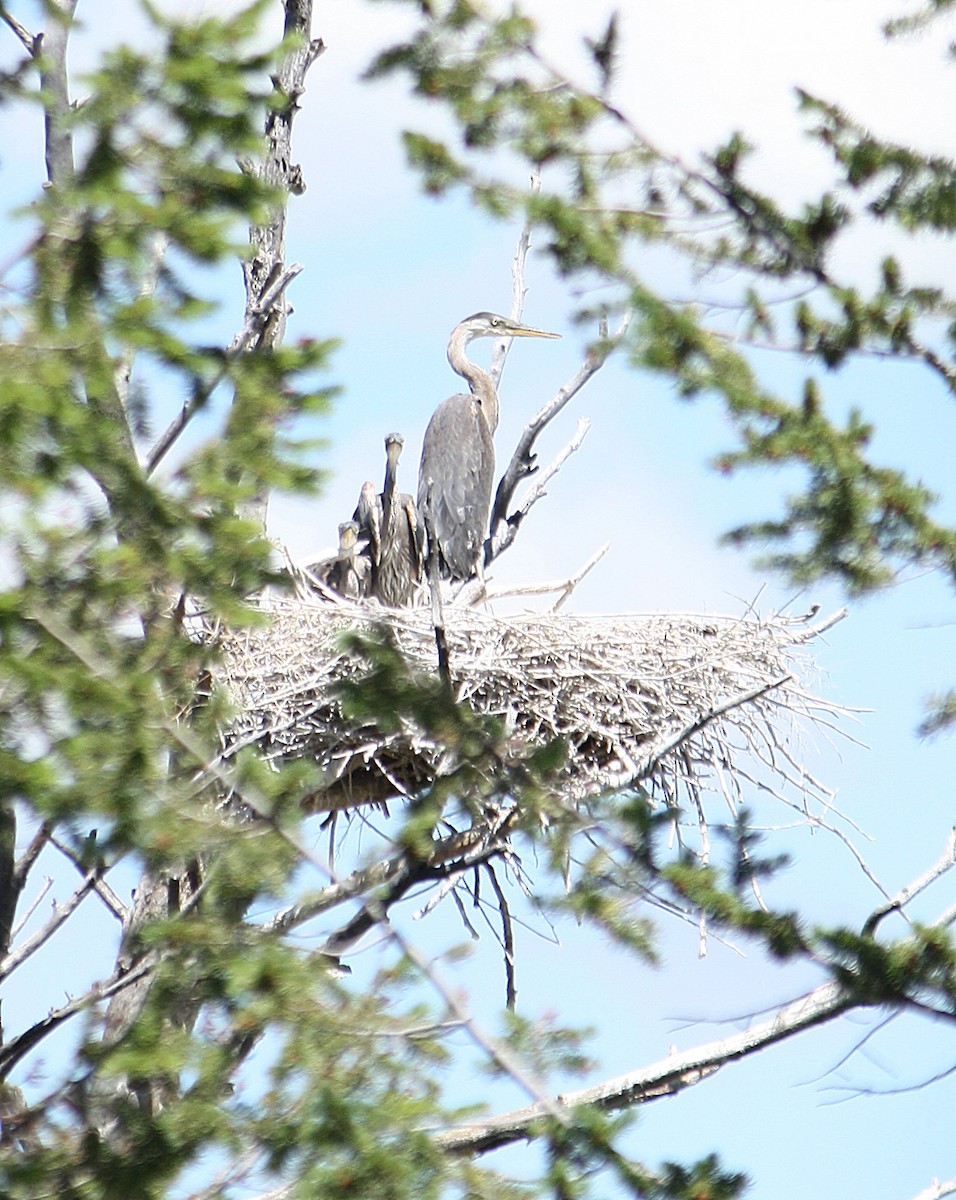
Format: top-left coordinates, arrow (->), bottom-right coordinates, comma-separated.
417,312 -> 559,581
353,479 -> 381,572
311,520 -> 368,599
353,434 -> 424,606
377,432 -> 424,606
329,520 -> 368,598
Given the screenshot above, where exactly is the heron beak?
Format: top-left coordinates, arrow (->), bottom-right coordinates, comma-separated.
506,322 -> 560,340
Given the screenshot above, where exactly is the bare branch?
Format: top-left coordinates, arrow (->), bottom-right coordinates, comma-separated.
864,822 -> 956,934
490,172 -> 541,390
433,979 -> 851,1155
552,540 -> 611,611
144,263 -> 303,475
911,1176 -> 956,1200
483,540 -> 610,604
483,862 -> 516,1009
51,834 -> 127,921
488,311 -> 631,554
39,0 -> 78,186
487,416 -> 592,564
633,674 -> 793,784
10,875 -> 53,941
13,819 -> 53,887
235,6 -> 324,528
0,959 -> 152,1080
0,8 -> 36,52
0,863 -> 104,982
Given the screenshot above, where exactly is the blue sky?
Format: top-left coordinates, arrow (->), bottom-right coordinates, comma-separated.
5,2 -> 956,1197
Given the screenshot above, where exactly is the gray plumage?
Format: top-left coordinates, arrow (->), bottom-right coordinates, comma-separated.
353,479 -> 382,574
417,312 -> 559,581
314,520 -> 368,599
376,433 -> 424,606
353,435 -> 423,606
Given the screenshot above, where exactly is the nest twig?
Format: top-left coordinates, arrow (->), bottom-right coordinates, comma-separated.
217,596 -> 849,827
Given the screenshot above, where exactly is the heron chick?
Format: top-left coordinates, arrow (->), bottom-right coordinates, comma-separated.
311,520 -> 368,599
417,312 -> 559,581
376,432 -> 424,606
353,434 -> 423,606
328,520 -> 367,599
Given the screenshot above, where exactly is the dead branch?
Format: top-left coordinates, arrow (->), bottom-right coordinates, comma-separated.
51,835 -> 127,921
145,263 -> 304,475
0,8 -> 36,52
489,172 -> 541,390
864,822 -> 956,934
0,863 -> 105,982
488,311 -> 631,560
10,875 -> 52,941
0,958 -> 152,1081
433,978 -> 851,1155
483,862 -> 517,1008
242,13 -> 325,341
483,540 -> 610,604
552,540 -> 611,610
911,1177 -> 956,1200
13,820 -> 53,887
488,416 -> 592,563
428,809 -> 956,1158
39,0 -> 77,186
270,814 -> 516,940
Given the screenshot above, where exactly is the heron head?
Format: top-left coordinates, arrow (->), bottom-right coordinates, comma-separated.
338,520 -> 360,552
384,432 -> 404,472
458,312 -> 560,343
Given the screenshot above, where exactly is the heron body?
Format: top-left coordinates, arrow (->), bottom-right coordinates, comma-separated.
353,479 -> 382,571
320,520 -> 368,599
418,312 -> 559,581
376,432 -> 424,606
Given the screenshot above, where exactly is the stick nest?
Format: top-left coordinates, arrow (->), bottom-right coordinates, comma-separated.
217,595 -> 846,824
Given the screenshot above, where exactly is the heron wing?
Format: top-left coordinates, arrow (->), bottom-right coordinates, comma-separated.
417,394 -> 494,579
401,493 -> 425,582
353,482 -> 382,566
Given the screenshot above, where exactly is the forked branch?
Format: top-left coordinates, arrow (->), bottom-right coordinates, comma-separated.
488,312 -> 632,562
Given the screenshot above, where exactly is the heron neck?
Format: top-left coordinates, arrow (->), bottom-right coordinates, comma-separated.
448,334 -> 500,432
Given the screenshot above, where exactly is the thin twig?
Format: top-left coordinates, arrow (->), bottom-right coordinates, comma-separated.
50,835 -> 127,921
551,540 -> 611,612
10,876 -> 53,941
0,865 -> 103,982
490,171 -> 540,389
0,959 -> 152,1080
0,8 -> 36,51
483,862 -> 516,1009
144,263 -> 303,475
488,416 -> 592,564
